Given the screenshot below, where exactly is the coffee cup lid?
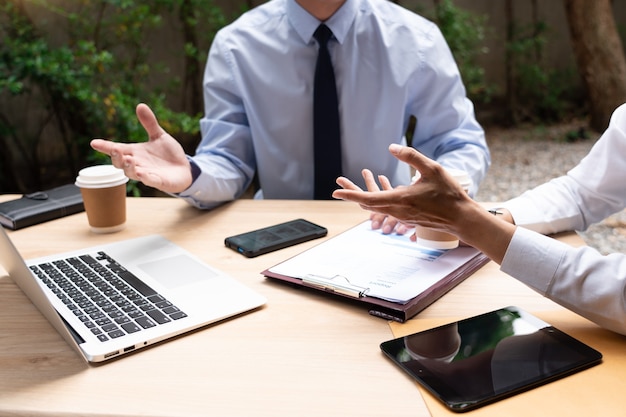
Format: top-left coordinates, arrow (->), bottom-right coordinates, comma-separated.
75,165 -> 129,189
445,168 -> 472,188
412,168 -> 472,189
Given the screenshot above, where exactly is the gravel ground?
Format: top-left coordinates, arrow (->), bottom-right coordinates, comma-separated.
475,122 -> 626,255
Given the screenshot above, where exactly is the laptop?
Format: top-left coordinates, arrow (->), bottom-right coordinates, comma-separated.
0,227 -> 266,363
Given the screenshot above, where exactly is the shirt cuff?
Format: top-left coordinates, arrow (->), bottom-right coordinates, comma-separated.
500,227 -> 566,295
168,157 -> 221,210
500,197 -> 538,228
189,158 -> 202,183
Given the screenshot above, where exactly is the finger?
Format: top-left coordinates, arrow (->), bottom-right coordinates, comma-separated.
395,222 -> 413,235
370,212 -> 386,230
136,103 -> 166,141
381,215 -> 399,234
333,188 -> 400,207
362,169 -> 381,192
388,143 -> 436,175
377,174 -> 393,190
90,139 -> 129,168
335,176 -> 363,191
90,139 -> 115,156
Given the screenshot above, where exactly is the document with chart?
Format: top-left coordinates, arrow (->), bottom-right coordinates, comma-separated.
263,221 -> 489,321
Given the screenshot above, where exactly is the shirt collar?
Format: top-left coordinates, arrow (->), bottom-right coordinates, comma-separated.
288,0 -> 360,45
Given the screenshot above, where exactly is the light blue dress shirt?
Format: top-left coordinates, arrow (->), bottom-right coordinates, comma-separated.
179,0 -> 490,209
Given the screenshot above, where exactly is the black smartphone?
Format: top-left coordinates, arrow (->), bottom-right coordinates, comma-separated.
224,219 -> 328,258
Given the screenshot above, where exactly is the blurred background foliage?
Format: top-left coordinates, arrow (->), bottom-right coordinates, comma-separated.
0,0 -> 237,194
422,0 -> 586,125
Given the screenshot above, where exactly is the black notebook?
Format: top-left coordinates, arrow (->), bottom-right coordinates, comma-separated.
0,184 -> 84,230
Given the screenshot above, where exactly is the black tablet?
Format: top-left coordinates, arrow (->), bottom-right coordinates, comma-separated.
380,306 -> 602,412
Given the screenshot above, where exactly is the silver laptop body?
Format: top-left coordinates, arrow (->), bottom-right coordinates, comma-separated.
0,228 -> 266,363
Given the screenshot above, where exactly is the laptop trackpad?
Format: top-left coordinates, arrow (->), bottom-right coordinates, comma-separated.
137,254 -> 218,289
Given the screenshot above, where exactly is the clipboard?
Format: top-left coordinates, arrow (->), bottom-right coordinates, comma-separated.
262,221 -> 490,322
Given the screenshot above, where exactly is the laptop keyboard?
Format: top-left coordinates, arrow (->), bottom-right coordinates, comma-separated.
30,252 -> 188,342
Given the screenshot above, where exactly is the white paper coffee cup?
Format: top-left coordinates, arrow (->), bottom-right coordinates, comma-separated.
412,168 -> 472,250
75,165 -> 128,189
75,165 -> 129,233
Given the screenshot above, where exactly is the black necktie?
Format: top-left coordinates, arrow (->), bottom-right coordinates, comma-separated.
313,24 -> 342,200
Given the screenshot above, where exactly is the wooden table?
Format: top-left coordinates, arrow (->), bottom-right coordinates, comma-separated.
0,196 -> 578,416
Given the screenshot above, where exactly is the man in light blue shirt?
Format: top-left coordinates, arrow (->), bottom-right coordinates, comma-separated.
92,0 -> 490,212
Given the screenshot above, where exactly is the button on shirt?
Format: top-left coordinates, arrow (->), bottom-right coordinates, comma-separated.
501,103 -> 626,335
179,0 -> 490,209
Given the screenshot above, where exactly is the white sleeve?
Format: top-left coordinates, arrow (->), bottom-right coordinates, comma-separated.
501,227 -> 626,335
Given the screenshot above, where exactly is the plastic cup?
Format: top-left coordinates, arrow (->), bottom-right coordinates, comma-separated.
75,165 -> 129,233
412,168 -> 472,250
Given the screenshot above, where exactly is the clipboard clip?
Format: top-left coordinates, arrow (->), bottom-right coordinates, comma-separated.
302,274 -> 369,298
